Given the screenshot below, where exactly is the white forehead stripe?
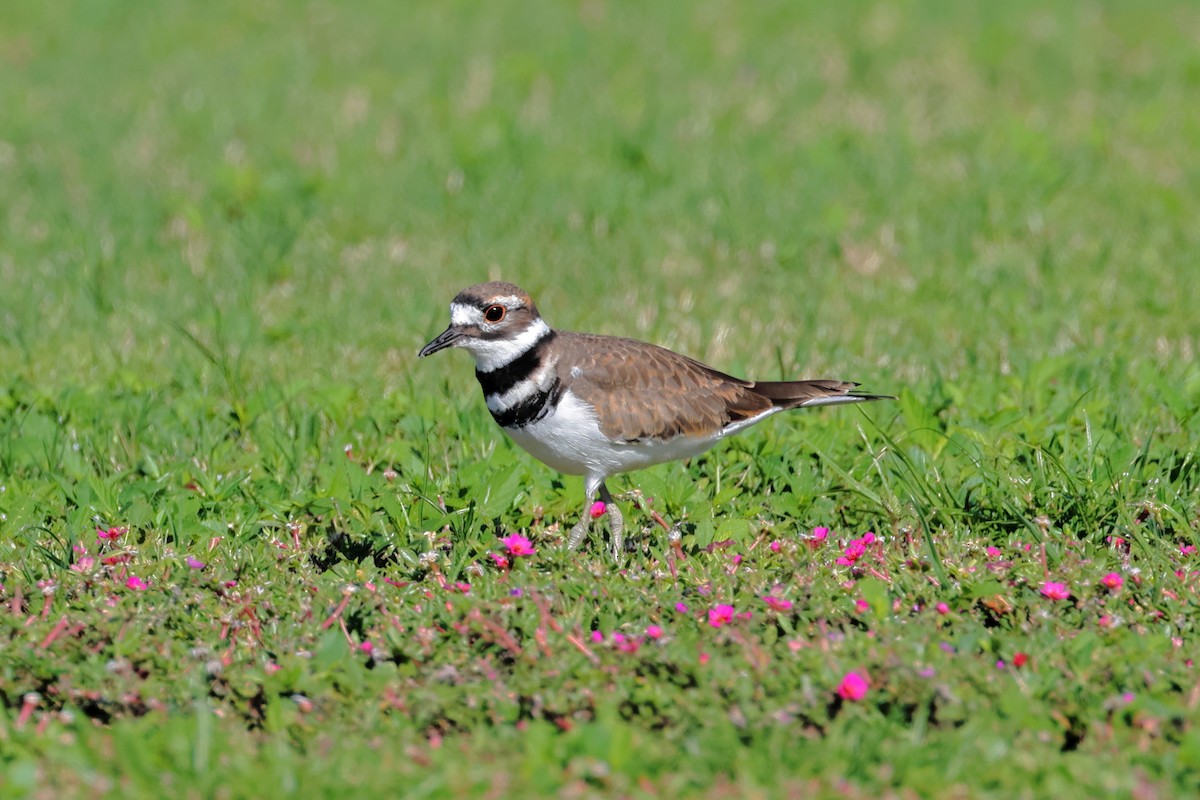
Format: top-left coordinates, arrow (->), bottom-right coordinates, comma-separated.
450,303 -> 483,326
450,295 -> 526,327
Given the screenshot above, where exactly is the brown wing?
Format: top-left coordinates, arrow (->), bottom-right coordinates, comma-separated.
556,333 -> 773,442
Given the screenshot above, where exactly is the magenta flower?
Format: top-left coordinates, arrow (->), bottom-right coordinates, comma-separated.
590,630 -> 604,643
1180,544 -> 1197,556
854,598 -> 870,614
588,501 -> 607,519
763,596 -> 794,612
769,540 -> 782,552
125,576 -> 148,591
1099,573 -> 1123,591
1040,581 -> 1070,600
70,556 -> 95,574
612,633 -> 640,654
646,625 -> 663,639
708,604 -> 736,628
811,526 -> 829,544
985,546 -> 1001,558
836,671 -> 869,701
501,534 -> 535,557
674,602 -> 689,614
489,552 -> 510,569
835,532 -> 876,566
97,526 -> 127,541
935,602 -> 950,615
186,556 -> 205,570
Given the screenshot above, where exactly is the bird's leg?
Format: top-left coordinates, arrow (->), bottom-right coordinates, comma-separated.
567,477 -> 602,551
567,507 -> 591,550
599,483 -> 624,558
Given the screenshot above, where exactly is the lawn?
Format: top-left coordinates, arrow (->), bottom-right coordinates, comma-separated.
1,0 -> 1198,796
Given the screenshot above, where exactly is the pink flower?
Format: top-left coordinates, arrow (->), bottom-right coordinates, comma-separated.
698,653 -> 710,665
674,602 -> 689,614
708,604 -> 736,628
1181,544 -> 1197,556
501,534 -> 535,557
359,641 -> 374,655
612,633 -> 640,654
489,552 -> 510,569
811,526 -> 829,545
645,625 -> 663,639
836,671 -> 869,701
125,576 -> 148,591
854,598 -> 870,614
935,602 -> 950,615
97,526 -> 127,541
769,540 -> 782,552
1040,581 -> 1070,601
1100,573 -> 1123,591
70,556 -> 95,574
985,546 -> 1001,558
763,596 -> 794,612
588,501 -> 607,519
590,630 -> 604,643
186,556 -> 205,570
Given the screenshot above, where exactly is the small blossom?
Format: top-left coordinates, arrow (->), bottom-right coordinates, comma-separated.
985,546 -> 1001,558
186,556 -> 205,570
769,540 -> 782,552
935,602 -> 950,615
1181,544 -> 1197,556
1100,573 -> 1123,591
359,641 -> 374,655
489,552 -> 510,569
70,556 -> 95,574
588,501 -> 607,519
645,625 -> 663,639
854,598 -> 870,614
508,587 -> 522,597
708,604 -> 736,628
674,602 -> 689,614
699,652 -> 711,665
763,596 -> 794,612
1040,581 -> 1070,601
501,534 -> 535,557
811,526 -> 829,544
836,671 -> 869,701
125,576 -> 148,591
1012,652 -> 1029,668
612,633 -> 640,654
97,526 -> 127,541
995,660 -> 1006,670
590,630 -> 604,643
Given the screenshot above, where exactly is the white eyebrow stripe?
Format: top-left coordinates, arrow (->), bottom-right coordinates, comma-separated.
451,303 -> 482,326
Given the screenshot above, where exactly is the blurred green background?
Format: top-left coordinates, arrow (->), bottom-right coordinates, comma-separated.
4,0 -> 1196,400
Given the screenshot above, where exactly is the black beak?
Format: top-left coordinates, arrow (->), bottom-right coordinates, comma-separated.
418,326 -> 463,357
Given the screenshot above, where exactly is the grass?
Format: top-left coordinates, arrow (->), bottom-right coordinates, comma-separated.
1,0 -> 1199,796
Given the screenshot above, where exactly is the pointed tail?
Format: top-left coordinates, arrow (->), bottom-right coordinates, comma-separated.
752,380 -> 893,410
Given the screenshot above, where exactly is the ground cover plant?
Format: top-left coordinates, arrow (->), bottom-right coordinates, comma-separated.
1,0 -> 1198,796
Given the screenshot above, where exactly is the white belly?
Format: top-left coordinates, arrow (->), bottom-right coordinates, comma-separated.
503,391 -> 728,479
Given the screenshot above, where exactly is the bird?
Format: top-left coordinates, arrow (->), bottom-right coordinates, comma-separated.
418,281 -> 889,557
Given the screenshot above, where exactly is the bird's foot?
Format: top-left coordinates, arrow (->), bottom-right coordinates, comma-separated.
567,517 -> 590,550
608,503 -> 625,559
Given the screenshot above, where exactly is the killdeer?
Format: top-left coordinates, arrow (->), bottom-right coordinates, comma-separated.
419,281 -> 889,557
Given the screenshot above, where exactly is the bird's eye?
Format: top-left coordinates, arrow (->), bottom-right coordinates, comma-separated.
483,305 -> 506,323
